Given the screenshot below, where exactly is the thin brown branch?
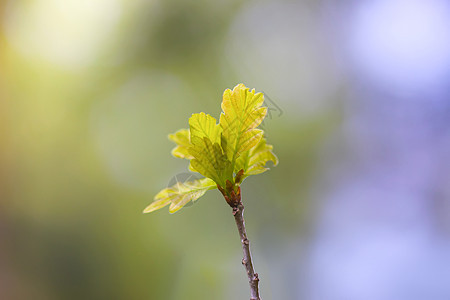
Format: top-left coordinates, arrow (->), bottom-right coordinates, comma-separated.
218,179 -> 261,300
232,201 -> 260,300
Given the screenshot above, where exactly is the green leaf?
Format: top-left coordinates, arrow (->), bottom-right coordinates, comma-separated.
187,113 -> 232,186
143,178 -> 217,214
189,112 -> 222,146
168,129 -> 193,159
219,84 -> 267,169
188,137 -> 232,187
235,137 -> 278,179
168,128 -> 198,172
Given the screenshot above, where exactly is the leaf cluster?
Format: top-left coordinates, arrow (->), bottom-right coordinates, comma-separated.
144,84 -> 278,213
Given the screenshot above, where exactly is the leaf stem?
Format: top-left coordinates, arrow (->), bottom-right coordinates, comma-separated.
232,201 -> 261,300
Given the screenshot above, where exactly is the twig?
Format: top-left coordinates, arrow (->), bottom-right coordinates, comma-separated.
218,179 -> 261,300
232,202 -> 260,300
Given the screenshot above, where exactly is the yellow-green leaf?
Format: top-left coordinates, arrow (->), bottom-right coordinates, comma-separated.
143,178 -> 217,214
187,112 -> 232,186
188,137 -> 232,187
168,128 -> 199,172
189,112 -> 222,146
235,137 -> 278,179
168,129 -> 193,159
219,84 -> 267,168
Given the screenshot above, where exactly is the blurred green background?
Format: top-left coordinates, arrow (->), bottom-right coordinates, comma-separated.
0,0 -> 340,299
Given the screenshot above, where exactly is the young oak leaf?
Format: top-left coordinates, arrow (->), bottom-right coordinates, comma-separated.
168,113 -> 222,160
189,112 -> 222,145
168,128 -> 199,172
168,129 -> 193,159
167,113 -> 230,180
187,113 -> 233,186
188,137 -> 232,188
143,178 -> 217,214
219,84 -> 267,168
235,137 -> 278,181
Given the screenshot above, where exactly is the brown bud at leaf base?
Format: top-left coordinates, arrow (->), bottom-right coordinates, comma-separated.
235,169 -> 244,184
